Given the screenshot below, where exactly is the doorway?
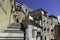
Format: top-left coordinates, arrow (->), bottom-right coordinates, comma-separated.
16,19 -> 19,23
45,36 -> 46,40
51,39 -> 54,40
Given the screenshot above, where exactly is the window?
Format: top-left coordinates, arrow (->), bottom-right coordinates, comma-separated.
32,30 -> 35,38
51,29 -> 53,32
45,37 -> 46,40
40,20 -> 42,26
25,9 -> 27,12
44,20 -> 45,22
13,15 -> 16,18
47,28 -> 49,32
37,20 -> 40,25
44,20 -> 46,28
17,6 -> 19,7
16,19 -> 19,23
37,32 -> 41,37
20,7 -> 22,9
51,23 -> 53,25
44,28 -> 46,31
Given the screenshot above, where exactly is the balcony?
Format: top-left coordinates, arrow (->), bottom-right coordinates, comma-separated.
28,20 -> 42,29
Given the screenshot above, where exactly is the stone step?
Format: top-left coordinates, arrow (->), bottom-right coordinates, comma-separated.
0,33 -> 24,40
0,23 -> 24,40
0,39 -> 23,40
3,30 -> 24,33
0,38 -> 24,40
8,23 -> 21,29
0,39 -> 24,40
9,25 -> 20,27
9,26 -> 20,27
9,23 -> 20,26
9,25 -> 21,27
5,28 -> 21,31
0,37 -> 24,38
0,33 -> 24,37
8,26 -> 21,29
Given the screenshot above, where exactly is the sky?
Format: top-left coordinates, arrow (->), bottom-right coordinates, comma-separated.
16,0 -> 60,22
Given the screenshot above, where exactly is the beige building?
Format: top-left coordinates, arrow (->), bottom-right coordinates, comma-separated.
40,9 -> 58,40
29,9 -> 59,40
0,0 -> 32,40
13,1 -> 33,23
49,15 -> 58,40
28,8 -> 58,40
0,0 -> 59,40
28,9 -> 43,40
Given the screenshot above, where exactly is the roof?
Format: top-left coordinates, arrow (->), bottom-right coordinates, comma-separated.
29,11 -> 42,17
30,8 -> 48,13
37,8 -> 48,13
29,8 -> 48,17
49,15 -> 57,19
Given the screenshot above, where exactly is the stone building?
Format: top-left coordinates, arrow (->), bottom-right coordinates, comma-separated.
28,9 -> 43,40
41,11 -> 58,40
49,15 -> 58,40
0,0 -> 15,32
13,1 -> 33,40
13,1 -> 33,23
13,1 -> 59,40
27,8 -> 58,40
0,0 -> 59,40
41,9 -> 48,40
0,0 -> 29,40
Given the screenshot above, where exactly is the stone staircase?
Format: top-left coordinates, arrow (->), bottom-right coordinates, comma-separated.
0,23 -> 24,40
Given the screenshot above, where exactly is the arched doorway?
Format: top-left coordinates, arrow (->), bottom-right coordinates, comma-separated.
16,19 -> 19,23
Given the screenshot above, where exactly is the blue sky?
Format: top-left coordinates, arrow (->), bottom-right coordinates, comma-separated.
16,0 -> 60,16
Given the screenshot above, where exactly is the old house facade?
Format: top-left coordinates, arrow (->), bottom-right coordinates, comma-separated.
27,8 -> 58,40
28,9 -> 43,40
0,0 -> 59,40
49,15 -> 58,40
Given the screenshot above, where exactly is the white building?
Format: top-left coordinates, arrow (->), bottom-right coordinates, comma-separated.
49,15 -> 58,40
